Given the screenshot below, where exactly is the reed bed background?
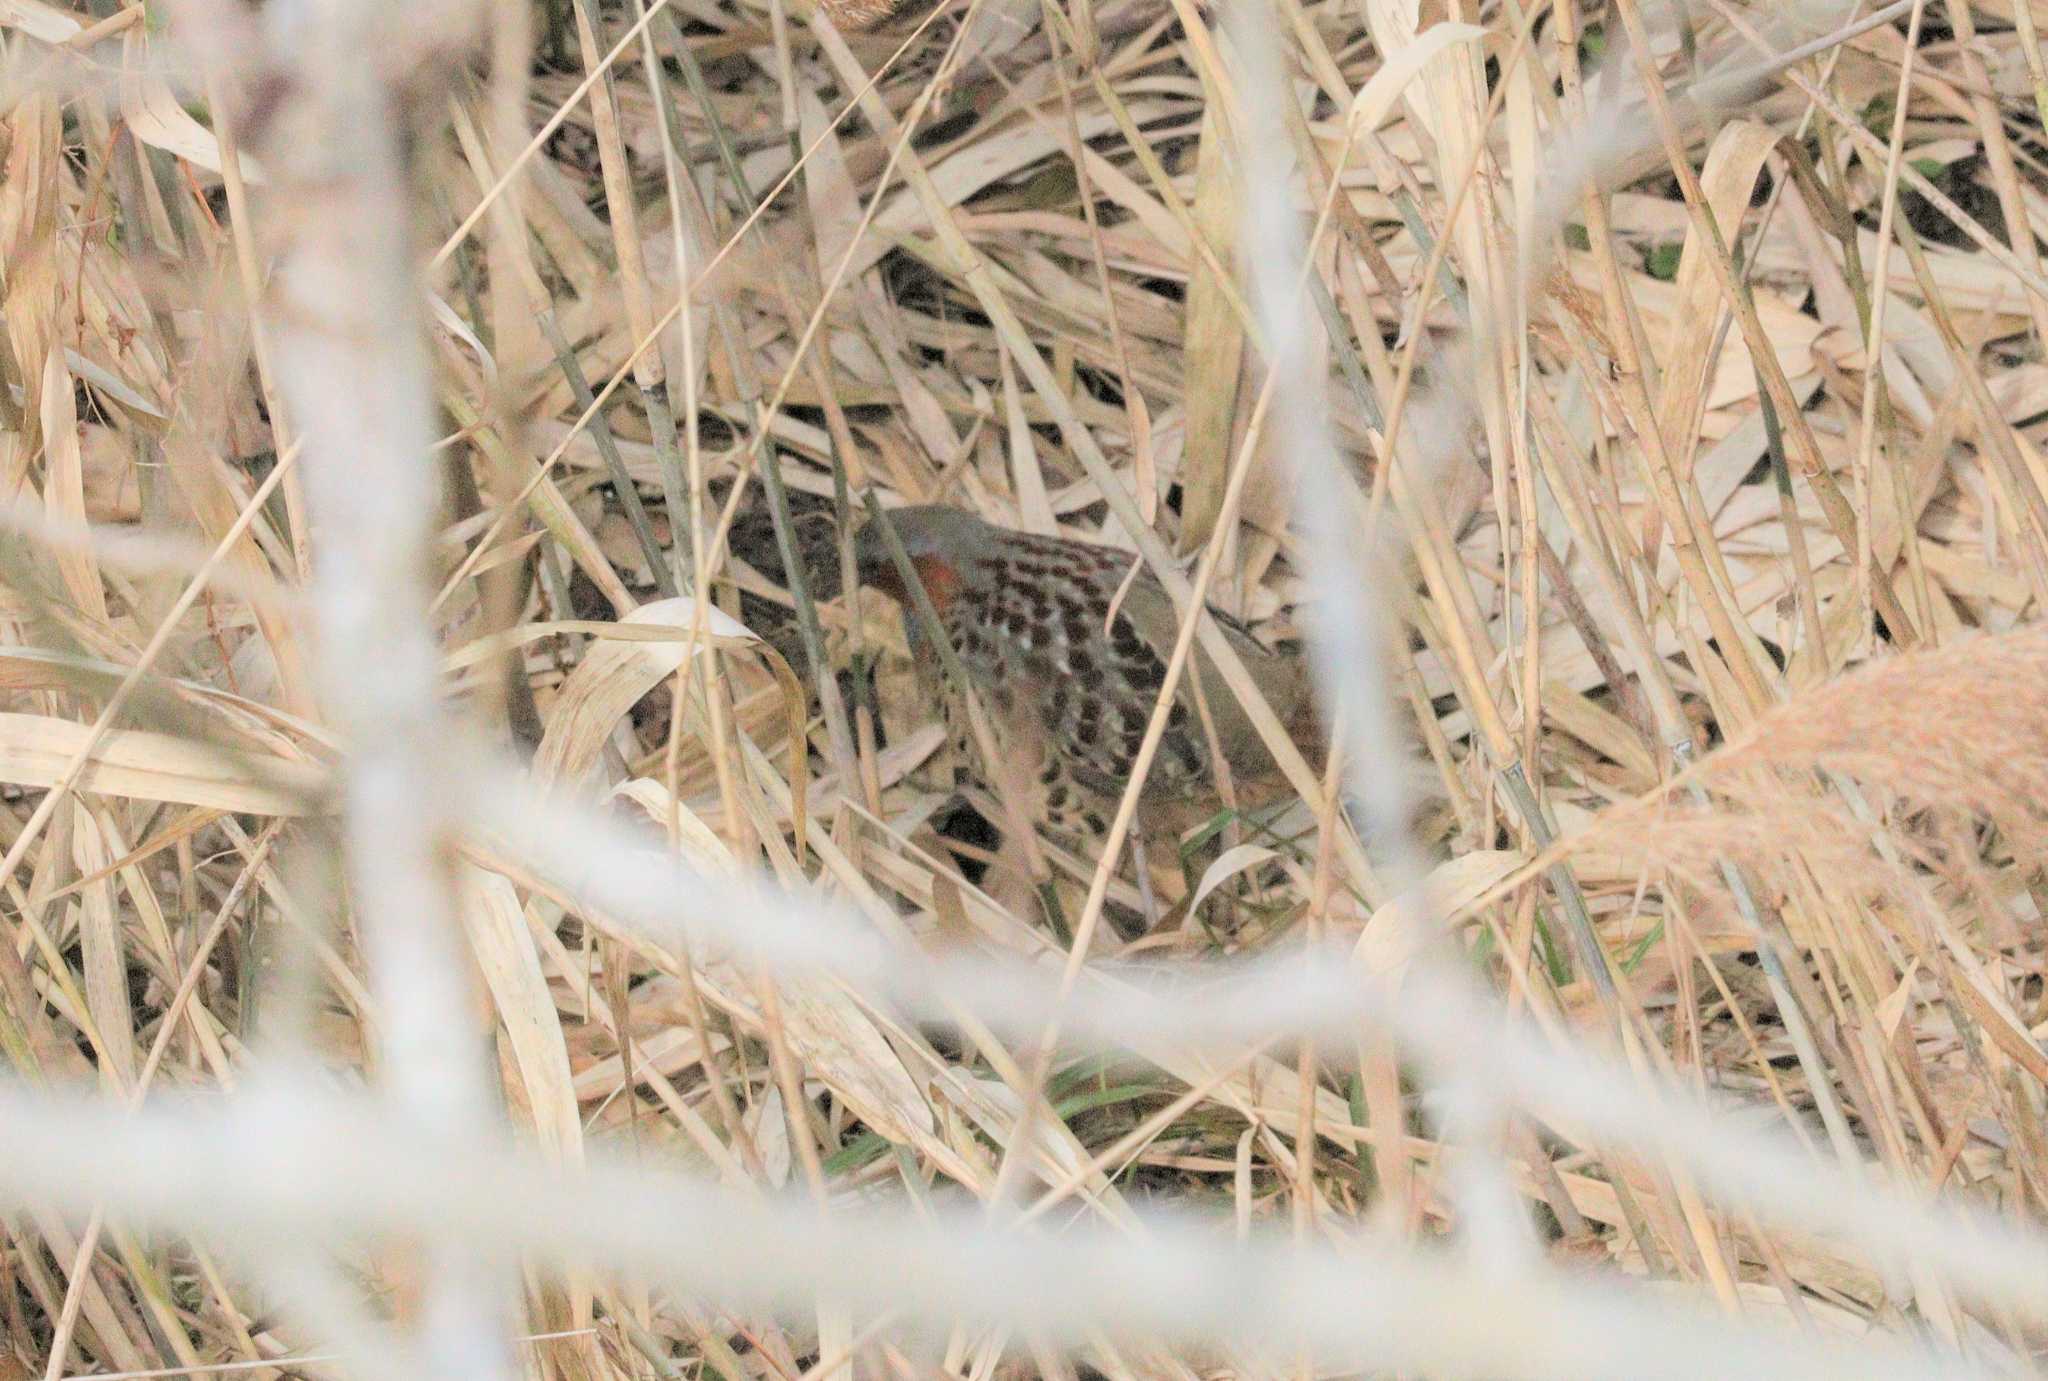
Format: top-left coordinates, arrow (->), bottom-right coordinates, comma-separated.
3,0 -> 2048,1375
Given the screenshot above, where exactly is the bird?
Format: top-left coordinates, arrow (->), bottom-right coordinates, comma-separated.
850,505 -> 1320,906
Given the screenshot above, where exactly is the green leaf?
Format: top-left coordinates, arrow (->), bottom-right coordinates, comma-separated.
1046,1052 -> 1121,1101
1055,1083 -> 1166,1121
1620,918 -> 1667,975
1535,906 -> 1570,987
1468,918 -> 1497,969
821,1130 -> 891,1176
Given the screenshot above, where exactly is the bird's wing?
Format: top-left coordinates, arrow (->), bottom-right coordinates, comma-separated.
1114,575 -> 1316,782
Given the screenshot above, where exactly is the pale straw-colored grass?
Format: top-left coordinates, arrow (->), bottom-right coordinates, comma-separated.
4,0 -> 2048,1377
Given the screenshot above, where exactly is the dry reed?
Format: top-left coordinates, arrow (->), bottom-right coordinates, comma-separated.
3,0 -> 2048,1377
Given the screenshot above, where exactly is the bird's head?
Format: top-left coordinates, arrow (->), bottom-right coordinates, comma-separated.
851,505 -> 991,613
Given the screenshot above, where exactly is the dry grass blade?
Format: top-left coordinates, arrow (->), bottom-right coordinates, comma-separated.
8,0 -> 2048,1377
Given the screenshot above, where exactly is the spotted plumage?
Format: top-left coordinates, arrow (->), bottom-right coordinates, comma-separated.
852,506 -> 1318,850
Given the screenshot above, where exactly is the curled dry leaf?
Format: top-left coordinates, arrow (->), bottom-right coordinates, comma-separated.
1352,849 -> 1523,983
531,595 -> 807,847
0,712 -> 324,815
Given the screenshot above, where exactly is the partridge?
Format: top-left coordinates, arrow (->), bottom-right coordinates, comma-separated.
851,506 -> 1319,858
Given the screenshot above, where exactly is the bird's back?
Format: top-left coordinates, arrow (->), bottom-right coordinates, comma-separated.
907,521 -> 1312,834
